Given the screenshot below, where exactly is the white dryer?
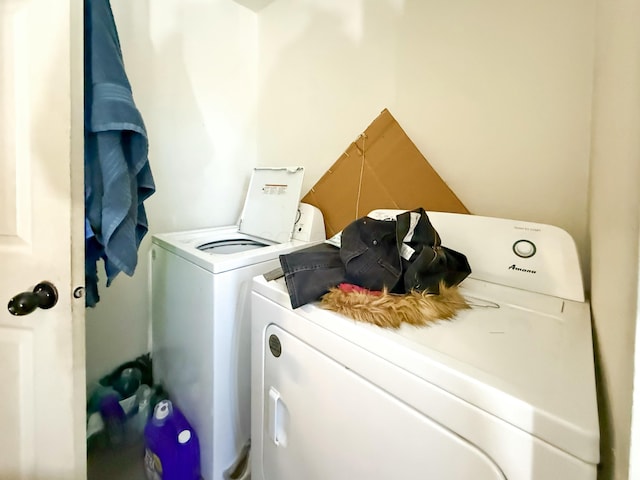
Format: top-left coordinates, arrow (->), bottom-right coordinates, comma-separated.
151,167 -> 325,480
251,211 -> 599,480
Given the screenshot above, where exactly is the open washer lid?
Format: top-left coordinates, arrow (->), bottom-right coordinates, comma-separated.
239,167 -> 305,244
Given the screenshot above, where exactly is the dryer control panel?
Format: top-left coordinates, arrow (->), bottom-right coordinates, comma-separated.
367,210 -> 585,302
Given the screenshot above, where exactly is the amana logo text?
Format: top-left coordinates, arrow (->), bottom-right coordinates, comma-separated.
508,264 -> 537,274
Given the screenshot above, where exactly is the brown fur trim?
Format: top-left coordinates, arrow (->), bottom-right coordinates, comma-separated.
320,283 -> 470,329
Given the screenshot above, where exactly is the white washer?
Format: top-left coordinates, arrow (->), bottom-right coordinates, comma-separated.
251,211 -> 600,480
151,167 -> 325,480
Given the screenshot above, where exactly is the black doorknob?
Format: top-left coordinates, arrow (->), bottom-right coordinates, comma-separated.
7,281 -> 59,316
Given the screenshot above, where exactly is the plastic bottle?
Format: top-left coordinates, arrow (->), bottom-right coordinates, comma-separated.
99,392 -> 126,447
143,399 -> 201,480
128,384 -> 153,437
113,367 -> 142,398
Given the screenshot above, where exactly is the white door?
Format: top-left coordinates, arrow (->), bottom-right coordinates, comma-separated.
0,0 -> 85,478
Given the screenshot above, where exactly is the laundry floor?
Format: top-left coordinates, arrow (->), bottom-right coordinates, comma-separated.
87,439 -> 146,480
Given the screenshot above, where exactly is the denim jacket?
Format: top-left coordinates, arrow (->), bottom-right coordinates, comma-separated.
279,208 -> 471,309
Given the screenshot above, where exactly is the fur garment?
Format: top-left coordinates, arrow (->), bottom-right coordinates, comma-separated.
320,282 -> 470,329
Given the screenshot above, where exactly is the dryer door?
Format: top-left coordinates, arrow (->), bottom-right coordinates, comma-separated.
259,325 -> 506,480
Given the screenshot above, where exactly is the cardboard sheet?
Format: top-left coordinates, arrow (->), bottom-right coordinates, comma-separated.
302,108 -> 470,238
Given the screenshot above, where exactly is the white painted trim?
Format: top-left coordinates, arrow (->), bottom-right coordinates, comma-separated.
627,214 -> 640,479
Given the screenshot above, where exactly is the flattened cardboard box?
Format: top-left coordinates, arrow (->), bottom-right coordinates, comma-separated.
302,108 -> 469,238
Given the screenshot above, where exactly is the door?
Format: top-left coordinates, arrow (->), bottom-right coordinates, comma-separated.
259,324 -> 506,480
0,0 -> 85,478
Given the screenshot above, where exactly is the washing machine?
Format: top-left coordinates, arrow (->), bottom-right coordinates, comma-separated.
151,167 -> 326,480
251,211 -> 600,480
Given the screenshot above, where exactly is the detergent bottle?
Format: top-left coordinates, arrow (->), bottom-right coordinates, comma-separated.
143,399 -> 201,480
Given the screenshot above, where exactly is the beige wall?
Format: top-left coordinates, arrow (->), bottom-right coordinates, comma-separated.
256,0 -> 595,277
590,0 -> 640,478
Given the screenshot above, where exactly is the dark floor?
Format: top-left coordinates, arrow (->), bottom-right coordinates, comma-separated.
87,439 -> 146,480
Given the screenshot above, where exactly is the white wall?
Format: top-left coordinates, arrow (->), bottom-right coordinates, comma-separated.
84,0 -> 258,384
256,0 -> 595,276
590,0 -> 640,478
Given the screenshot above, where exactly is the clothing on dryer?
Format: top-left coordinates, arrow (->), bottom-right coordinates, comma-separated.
320,282 -> 470,328
278,208 -> 471,309
341,207 -> 471,292
279,242 -> 346,309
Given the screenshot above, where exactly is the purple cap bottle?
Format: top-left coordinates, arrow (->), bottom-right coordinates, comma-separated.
143,400 -> 201,480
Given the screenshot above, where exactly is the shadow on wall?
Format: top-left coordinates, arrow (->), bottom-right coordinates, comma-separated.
113,0 -> 222,235
87,0 -> 260,384
256,0 -> 402,197
85,0 -> 155,384
86,0 -> 213,384
592,326 -> 613,480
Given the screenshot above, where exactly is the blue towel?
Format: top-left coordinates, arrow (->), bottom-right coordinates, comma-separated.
84,0 -> 155,307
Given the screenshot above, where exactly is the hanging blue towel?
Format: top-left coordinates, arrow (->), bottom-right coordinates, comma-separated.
84,0 -> 155,307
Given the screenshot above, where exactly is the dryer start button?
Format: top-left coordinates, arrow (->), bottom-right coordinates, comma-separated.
513,239 -> 536,258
